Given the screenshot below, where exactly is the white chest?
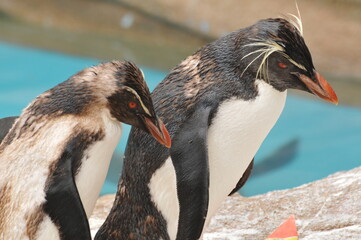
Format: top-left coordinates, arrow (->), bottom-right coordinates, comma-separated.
150,81 -> 287,239
35,120 -> 121,240
36,117 -> 122,239
206,80 -> 287,224
75,118 -> 122,217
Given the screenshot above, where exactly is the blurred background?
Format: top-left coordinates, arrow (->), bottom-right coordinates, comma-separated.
0,0 -> 360,196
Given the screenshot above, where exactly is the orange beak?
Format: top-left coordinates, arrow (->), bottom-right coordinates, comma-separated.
294,71 -> 338,104
144,117 -> 171,148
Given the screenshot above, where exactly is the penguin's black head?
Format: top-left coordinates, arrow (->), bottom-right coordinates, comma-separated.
102,61 -> 171,148
239,17 -> 338,104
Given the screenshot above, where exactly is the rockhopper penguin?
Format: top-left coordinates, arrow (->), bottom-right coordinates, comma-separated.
96,18 -> 338,240
0,61 -> 171,240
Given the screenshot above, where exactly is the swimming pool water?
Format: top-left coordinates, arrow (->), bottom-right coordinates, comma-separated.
1,41 -> 360,197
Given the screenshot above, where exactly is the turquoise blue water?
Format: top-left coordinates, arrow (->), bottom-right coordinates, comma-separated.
1,41 -> 360,197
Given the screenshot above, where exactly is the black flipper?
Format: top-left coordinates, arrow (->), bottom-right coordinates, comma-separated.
170,99 -> 217,240
0,116 -> 17,143
44,133 -> 93,240
229,159 -> 254,196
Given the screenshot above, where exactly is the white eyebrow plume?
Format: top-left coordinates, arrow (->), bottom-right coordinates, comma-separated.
123,86 -> 151,116
241,38 -> 307,82
241,40 -> 285,82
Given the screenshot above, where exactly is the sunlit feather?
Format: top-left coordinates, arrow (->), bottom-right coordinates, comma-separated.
241,30 -> 307,82
288,2 -> 303,35
241,40 -> 286,82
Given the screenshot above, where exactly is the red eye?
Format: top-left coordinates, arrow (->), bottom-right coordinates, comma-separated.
278,62 -> 287,69
128,102 -> 137,108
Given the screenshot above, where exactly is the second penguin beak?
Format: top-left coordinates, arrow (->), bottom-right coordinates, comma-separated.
144,117 -> 172,148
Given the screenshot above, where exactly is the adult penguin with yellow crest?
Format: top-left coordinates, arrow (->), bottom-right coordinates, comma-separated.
104,16 -> 335,240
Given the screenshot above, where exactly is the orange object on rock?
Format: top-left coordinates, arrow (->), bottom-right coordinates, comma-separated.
265,216 -> 298,240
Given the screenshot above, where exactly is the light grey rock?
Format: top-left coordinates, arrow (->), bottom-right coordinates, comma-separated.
90,167 -> 361,239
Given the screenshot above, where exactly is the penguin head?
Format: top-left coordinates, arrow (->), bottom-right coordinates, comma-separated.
92,61 -> 171,148
239,18 -> 338,104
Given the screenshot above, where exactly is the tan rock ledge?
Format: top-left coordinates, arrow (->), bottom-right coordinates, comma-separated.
90,166 -> 361,239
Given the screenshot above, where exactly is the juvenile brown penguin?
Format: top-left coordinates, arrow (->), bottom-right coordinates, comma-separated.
0,61 -> 170,240
96,17 -> 337,240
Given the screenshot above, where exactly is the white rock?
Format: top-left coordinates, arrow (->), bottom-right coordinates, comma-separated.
90,167 -> 361,239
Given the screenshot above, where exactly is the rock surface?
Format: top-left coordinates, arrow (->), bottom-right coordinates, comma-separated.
90,167 -> 361,239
